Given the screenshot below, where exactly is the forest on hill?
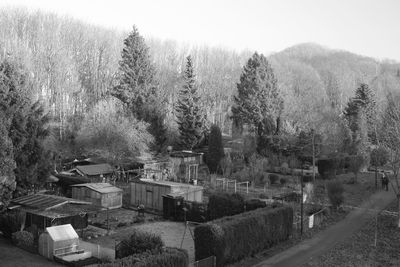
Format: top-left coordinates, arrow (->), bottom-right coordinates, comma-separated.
1,7 -> 400,160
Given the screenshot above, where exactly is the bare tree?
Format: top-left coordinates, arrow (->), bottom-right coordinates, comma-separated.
381,93 -> 400,227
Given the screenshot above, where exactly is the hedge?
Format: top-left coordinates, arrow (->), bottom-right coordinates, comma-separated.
194,206 -> 293,266
115,230 -> 164,259
207,193 -> 244,220
100,247 -> 188,267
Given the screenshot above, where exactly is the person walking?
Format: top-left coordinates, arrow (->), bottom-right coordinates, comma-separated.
381,172 -> 386,189
383,173 -> 389,191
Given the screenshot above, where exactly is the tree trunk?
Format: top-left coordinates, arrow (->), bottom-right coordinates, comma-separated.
398,196 -> 400,228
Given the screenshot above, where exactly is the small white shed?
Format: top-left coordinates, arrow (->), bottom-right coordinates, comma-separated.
38,224 -> 87,260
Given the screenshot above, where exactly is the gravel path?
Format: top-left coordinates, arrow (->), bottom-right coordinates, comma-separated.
253,187 -> 396,267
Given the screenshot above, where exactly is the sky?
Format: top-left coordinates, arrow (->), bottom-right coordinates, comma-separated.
1,0 -> 400,61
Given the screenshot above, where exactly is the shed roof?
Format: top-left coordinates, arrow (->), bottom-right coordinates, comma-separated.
71,183 -> 123,194
169,151 -> 203,158
46,224 -> 78,242
135,179 -> 203,190
11,194 -> 90,210
76,164 -> 114,176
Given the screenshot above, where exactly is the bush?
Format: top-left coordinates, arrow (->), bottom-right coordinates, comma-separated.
326,180 -> 344,210
258,193 -> 268,199
101,247 -> 188,267
116,230 -> 164,259
269,174 -> 279,184
12,231 -> 34,247
280,178 -> 287,185
208,193 -> 244,220
184,201 -> 208,222
194,206 -> 293,266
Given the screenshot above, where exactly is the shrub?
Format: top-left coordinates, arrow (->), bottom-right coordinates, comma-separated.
280,178 -> 287,185
12,231 -> 34,247
100,247 -> 188,267
184,201 -> 208,222
194,206 -> 293,266
258,193 -> 268,199
208,193 -> 244,220
116,230 -> 164,259
269,174 -> 279,184
326,180 -> 344,210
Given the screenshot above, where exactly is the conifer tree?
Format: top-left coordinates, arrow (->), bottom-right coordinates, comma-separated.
175,55 -> 205,150
232,52 -> 283,137
112,26 -> 167,152
207,124 -> 224,173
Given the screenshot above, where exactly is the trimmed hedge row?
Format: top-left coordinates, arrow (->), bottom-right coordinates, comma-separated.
101,247 -> 189,267
208,193 -> 244,220
194,206 -> 293,267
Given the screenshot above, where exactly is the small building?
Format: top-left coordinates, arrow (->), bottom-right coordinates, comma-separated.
39,224 -> 82,259
9,194 -> 102,231
169,151 -> 204,183
75,164 -> 115,181
71,183 -> 123,209
130,179 -> 203,212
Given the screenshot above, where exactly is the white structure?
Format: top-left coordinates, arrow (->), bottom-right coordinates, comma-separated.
39,224 -> 91,261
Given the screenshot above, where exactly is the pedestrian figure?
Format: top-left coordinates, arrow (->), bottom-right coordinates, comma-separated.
138,204 -> 145,217
383,174 -> 389,191
381,172 -> 386,189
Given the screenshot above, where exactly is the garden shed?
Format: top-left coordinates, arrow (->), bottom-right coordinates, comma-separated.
75,163 -> 115,181
169,151 -> 203,183
71,183 -> 123,209
130,179 -> 203,212
9,194 -> 102,231
38,224 -> 92,261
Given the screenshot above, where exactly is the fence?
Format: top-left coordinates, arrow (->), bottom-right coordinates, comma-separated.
79,239 -> 115,260
193,255 -> 216,267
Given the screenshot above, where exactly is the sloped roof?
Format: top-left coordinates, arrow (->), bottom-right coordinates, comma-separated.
11,194 -> 90,210
71,183 -> 123,194
169,151 -> 203,158
46,224 -> 78,242
76,164 -> 114,176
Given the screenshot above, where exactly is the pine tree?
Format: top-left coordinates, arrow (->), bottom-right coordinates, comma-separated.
343,83 -> 376,150
232,52 -> 283,136
112,26 -> 156,119
112,26 -> 167,152
175,55 -> 205,150
207,124 -> 224,173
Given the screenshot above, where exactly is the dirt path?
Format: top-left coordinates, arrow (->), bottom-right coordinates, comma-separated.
254,188 -> 396,267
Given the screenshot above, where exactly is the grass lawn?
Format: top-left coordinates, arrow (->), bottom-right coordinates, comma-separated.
303,200 -> 400,267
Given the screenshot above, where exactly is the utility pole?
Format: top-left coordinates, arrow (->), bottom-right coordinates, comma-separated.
312,129 -> 316,184
300,172 -> 304,236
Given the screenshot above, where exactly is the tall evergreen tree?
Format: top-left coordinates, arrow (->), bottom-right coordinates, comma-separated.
112,26 -> 167,152
175,55 -> 205,150
343,83 -> 376,152
207,124 -> 224,173
232,52 -> 283,137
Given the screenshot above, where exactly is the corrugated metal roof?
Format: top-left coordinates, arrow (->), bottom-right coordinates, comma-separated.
11,194 -> 90,210
76,164 -> 114,176
46,224 -> 78,242
71,183 -> 123,194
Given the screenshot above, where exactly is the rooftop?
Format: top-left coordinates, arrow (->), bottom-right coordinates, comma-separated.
71,183 -> 123,194
169,151 -> 203,158
136,179 -> 203,190
11,194 -> 90,210
46,224 -> 78,242
76,163 -> 114,176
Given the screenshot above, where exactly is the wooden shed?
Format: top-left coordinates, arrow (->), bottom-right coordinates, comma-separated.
130,179 -> 203,212
71,183 -> 123,209
169,151 -> 204,183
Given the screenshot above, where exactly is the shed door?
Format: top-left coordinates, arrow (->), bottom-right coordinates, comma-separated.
146,189 -> 153,209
